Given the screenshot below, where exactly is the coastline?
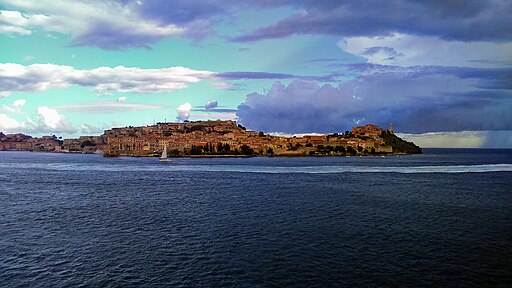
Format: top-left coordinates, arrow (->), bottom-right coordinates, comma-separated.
1,121 -> 422,158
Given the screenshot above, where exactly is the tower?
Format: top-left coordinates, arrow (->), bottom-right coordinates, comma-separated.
389,123 -> 393,134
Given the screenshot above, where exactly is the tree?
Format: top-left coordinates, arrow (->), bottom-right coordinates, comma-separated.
334,146 -> 346,153
80,140 -> 95,148
190,145 -> 202,155
266,147 -> 274,156
259,131 -> 265,137
240,144 -> 254,155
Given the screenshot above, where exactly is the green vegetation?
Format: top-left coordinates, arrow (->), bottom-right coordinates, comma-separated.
315,145 -> 349,156
80,140 -> 95,148
189,145 -> 203,155
380,131 -> 422,154
240,144 -> 255,155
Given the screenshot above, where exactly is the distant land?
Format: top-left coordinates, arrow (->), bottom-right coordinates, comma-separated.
0,120 -> 421,157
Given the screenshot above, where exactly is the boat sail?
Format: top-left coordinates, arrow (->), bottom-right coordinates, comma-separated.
159,145 -> 172,162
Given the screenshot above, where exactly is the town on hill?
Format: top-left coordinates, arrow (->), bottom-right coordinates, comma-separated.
0,120 -> 421,157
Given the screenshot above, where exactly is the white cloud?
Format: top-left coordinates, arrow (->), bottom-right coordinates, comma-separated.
0,63 -> 214,95
36,106 -> 74,132
189,112 -> 238,121
0,105 -> 75,135
0,114 -> 22,130
13,99 -> 26,107
38,106 -> 64,129
339,33 -> 512,67
2,98 -> 26,113
176,102 -> 192,122
0,1 -> 184,49
0,10 -> 35,35
117,96 -> 126,103
268,132 -> 324,138
55,101 -> 163,112
212,81 -> 231,90
80,122 -> 122,134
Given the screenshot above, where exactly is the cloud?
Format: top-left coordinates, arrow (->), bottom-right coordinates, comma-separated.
80,122 -> 122,134
233,1 -> 512,43
0,106 -> 75,134
0,63 -> 214,95
37,106 -> 74,132
339,33 -> 512,67
54,101 -> 164,113
192,100 -> 237,117
0,10 -> 40,35
215,71 -> 335,82
189,112 -> 238,121
211,81 -> 232,90
236,64 -> 512,134
204,100 -> 218,111
1,0 -> 281,49
216,71 -> 295,80
398,131 -> 512,148
0,1 -> 187,49
117,96 -> 126,103
176,102 -> 192,121
0,113 -> 22,130
2,98 -> 26,113
3,1 -> 511,50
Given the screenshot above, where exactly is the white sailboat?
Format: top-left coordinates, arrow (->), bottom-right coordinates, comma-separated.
159,145 -> 172,162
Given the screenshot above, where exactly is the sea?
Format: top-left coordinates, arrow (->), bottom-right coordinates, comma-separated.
1,149 -> 511,287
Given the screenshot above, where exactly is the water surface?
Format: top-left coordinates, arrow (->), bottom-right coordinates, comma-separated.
1,149 -> 511,287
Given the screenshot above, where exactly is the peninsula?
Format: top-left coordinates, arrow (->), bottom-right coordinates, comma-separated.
0,120 -> 421,157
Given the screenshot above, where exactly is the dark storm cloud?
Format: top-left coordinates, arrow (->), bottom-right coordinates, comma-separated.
216,72 -> 295,80
204,100 -> 218,111
215,71 -> 337,82
4,1 -> 509,49
235,65 -> 512,134
233,0 -> 512,42
192,100 -> 237,113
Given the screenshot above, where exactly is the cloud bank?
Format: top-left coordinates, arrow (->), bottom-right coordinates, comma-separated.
3,1 -> 509,50
233,1 -> 512,42
0,1 -> 186,49
0,106 -> 75,134
0,63 -> 213,95
55,101 -> 164,113
236,64 -> 512,134
339,33 -> 512,67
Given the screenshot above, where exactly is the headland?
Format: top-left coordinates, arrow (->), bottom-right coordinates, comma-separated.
0,120 -> 421,157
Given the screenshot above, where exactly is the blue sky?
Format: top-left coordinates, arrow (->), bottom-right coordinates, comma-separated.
0,0 -> 511,147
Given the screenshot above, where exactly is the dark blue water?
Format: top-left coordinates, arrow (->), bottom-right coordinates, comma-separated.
1,149 -> 511,287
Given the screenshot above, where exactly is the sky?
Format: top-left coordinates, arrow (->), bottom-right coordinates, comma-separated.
0,0 -> 511,148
